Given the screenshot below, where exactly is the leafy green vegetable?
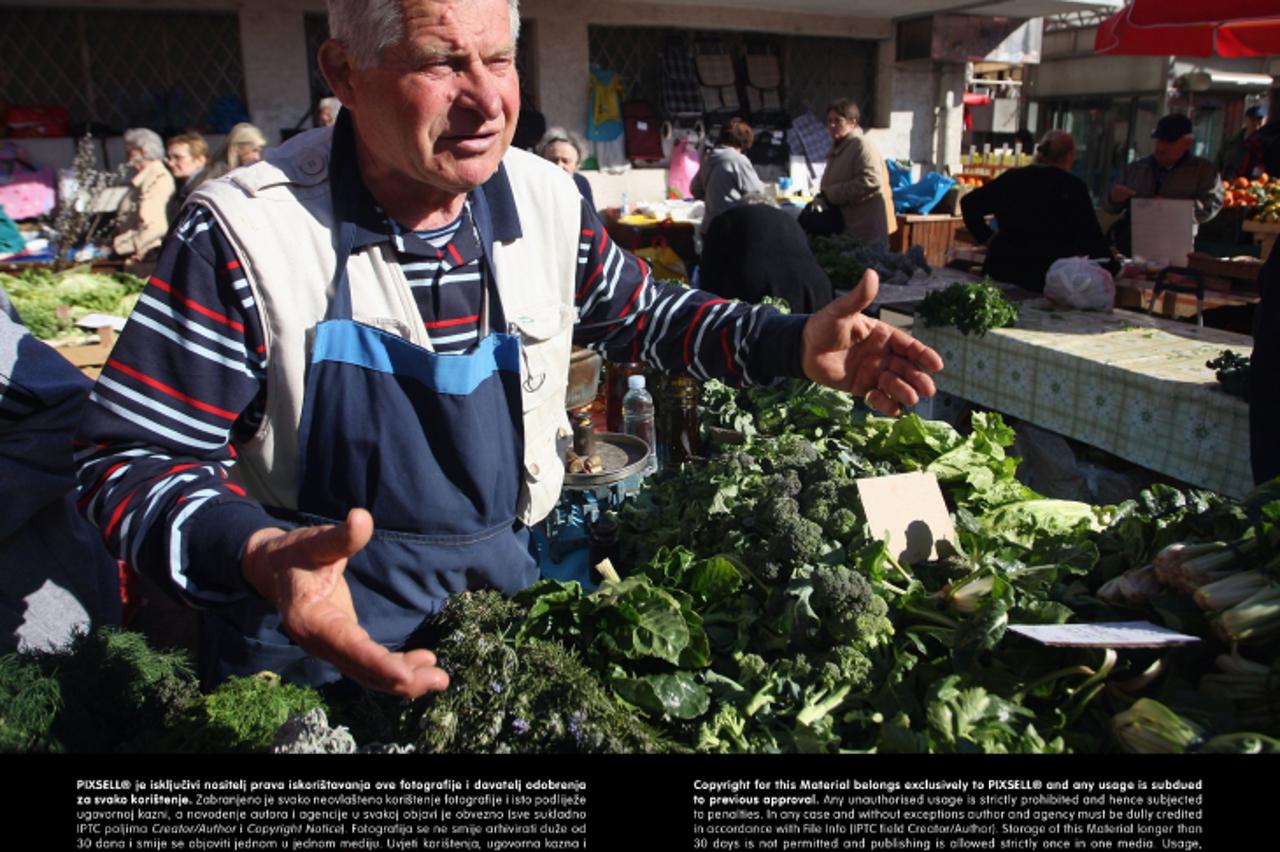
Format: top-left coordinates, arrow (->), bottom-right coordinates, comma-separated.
917,278 -> 1018,337
1206,350 -> 1249,400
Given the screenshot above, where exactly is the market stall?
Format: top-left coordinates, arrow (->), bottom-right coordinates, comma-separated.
913,297 -> 1254,497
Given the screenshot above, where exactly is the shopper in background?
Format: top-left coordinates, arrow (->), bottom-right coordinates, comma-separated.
112,127 -> 175,261
699,195 -> 834,313
165,131 -> 210,222
820,99 -> 896,249
1219,104 -> 1266,181
689,117 -> 764,232
203,123 -> 269,183
961,130 -> 1110,292
1103,113 -> 1223,255
317,96 -> 343,128
535,126 -> 594,208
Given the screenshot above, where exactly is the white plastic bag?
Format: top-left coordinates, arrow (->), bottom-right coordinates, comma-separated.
1044,257 -> 1115,311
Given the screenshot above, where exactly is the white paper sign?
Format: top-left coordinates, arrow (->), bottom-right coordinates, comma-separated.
856,471 -> 956,564
1008,621 -> 1199,648
1130,198 -> 1195,267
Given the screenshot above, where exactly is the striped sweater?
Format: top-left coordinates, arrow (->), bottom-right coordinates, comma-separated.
74,178 -> 805,606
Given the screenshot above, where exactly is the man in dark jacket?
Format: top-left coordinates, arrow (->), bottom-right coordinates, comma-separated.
1103,114 -> 1223,255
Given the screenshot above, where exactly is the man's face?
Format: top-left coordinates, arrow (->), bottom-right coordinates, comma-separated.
338,0 -> 519,199
1153,135 -> 1192,168
166,143 -> 205,179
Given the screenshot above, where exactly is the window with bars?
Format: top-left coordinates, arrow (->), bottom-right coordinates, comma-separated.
587,25 -> 876,123
0,6 -> 246,135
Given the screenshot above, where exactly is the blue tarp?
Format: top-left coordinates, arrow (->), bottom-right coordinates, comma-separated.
886,160 -> 956,215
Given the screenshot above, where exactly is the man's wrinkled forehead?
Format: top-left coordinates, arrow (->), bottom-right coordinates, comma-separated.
399,0 -> 512,44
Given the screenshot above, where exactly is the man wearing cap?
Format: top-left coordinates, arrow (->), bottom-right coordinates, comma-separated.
1104,113 -> 1223,254
1219,105 -> 1266,181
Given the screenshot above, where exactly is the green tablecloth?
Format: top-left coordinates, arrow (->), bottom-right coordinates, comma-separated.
914,300 -> 1254,498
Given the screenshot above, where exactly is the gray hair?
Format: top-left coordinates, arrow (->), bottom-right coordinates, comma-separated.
1033,129 -> 1075,166
319,96 -> 342,114
535,126 -> 587,161
328,0 -> 521,68
123,127 -> 165,162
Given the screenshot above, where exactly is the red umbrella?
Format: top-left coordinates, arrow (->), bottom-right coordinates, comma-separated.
1095,0 -> 1280,58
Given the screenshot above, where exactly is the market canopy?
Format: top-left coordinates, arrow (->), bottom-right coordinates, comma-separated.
1095,0 -> 1280,58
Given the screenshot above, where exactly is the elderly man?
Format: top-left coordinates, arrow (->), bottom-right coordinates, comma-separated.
1103,113 -> 1223,254
74,0 -> 942,698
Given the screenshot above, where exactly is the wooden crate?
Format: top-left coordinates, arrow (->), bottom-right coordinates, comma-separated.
890,214 -> 964,267
1186,252 -> 1263,287
1242,219 -> 1280,261
51,325 -> 116,379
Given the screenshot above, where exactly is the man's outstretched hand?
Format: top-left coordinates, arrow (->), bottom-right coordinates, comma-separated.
242,508 -> 449,699
801,269 -> 944,415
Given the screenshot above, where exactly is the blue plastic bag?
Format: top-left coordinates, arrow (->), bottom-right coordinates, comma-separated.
885,158 -> 913,192
892,170 -> 956,215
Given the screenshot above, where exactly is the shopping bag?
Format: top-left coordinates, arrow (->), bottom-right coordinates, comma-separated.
1044,257 -> 1115,311
667,136 -> 701,199
797,193 -> 843,237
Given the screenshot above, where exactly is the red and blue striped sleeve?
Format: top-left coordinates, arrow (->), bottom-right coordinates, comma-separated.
571,200 -> 807,385
74,205 -> 278,606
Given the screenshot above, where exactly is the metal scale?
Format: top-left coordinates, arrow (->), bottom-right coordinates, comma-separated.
535,348 -> 651,587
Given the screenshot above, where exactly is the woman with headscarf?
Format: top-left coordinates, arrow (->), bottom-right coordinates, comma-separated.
536,126 -> 594,209
112,127 -> 176,261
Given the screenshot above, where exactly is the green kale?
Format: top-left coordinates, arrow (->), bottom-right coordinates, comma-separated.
917,278 -> 1018,337
407,591 -> 673,753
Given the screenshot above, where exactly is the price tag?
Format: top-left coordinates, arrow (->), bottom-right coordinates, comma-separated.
1008,621 -> 1199,648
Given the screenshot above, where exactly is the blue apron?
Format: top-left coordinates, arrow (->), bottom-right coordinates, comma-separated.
199,188 -> 539,687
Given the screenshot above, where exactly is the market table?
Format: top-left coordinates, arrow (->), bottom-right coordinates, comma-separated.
912,301 -> 1255,498
602,210 -> 699,276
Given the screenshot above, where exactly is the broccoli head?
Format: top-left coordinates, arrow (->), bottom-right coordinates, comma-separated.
799,479 -> 840,526
768,513 -> 828,566
762,435 -> 820,474
765,469 -> 803,499
810,564 -> 893,647
824,508 -> 861,543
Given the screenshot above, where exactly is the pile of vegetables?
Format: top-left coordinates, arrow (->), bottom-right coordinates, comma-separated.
5,379 -> 1278,755
0,265 -> 145,341
1206,350 -> 1250,400
810,235 -> 931,288
917,278 -> 1019,337
0,629 -> 324,753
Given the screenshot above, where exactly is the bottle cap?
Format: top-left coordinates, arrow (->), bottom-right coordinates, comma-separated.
627,374 -> 646,390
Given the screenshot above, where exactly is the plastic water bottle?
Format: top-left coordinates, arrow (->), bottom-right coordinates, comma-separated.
622,374 -> 658,475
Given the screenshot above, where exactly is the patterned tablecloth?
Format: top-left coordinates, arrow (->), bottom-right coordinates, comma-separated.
913,299 -> 1255,498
